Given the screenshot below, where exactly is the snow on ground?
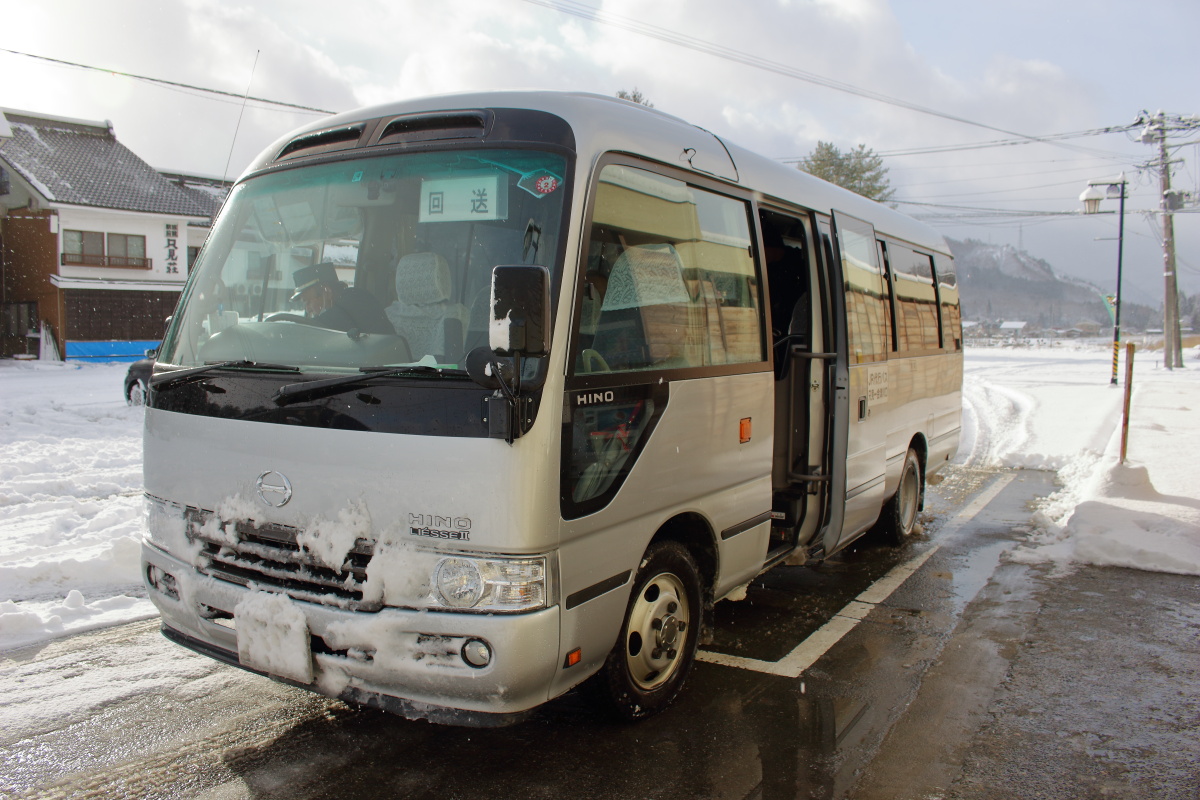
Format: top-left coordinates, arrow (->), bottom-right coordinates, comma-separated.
960,341 -> 1200,576
1,342 -> 1198,654
0,360 -> 156,650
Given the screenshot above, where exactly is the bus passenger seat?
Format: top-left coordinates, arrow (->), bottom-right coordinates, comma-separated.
589,244 -> 691,371
385,253 -> 469,363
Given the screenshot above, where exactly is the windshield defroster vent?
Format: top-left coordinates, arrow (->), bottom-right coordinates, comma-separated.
373,111 -> 492,146
276,124 -> 367,161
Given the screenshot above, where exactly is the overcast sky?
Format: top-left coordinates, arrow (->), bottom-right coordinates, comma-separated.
3,0 -> 1197,305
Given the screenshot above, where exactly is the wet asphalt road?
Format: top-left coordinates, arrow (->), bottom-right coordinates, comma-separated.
3,465 -> 1198,799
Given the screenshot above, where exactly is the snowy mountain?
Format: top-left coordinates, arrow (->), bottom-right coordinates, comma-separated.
949,238 -> 1158,331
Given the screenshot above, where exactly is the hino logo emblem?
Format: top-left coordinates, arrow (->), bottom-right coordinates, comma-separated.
256,470 -> 293,507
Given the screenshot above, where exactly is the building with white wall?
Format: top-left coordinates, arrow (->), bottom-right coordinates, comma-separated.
0,109 -> 224,359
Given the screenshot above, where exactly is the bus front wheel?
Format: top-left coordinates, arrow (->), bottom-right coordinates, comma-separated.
598,540 -> 702,721
876,448 -> 923,546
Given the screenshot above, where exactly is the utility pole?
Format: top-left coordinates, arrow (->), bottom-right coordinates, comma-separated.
1139,111 -> 1196,369
1155,114 -> 1182,369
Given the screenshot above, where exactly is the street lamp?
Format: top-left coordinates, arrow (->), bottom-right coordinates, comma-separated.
1079,173 -> 1127,385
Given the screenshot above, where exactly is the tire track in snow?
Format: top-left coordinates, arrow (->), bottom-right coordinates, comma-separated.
959,375 -> 1035,468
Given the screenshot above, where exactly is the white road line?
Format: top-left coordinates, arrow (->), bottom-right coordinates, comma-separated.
697,472 -> 1018,678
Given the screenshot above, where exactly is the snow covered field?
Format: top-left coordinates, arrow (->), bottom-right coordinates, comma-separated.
1,343 -> 1198,653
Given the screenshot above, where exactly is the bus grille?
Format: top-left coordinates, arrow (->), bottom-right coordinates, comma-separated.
187,510 -> 378,611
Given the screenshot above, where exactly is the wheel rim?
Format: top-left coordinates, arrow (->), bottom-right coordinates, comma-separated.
898,460 -> 919,534
624,571 -> 690,691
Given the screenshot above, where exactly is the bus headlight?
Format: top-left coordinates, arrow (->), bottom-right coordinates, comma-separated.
435,558 -> 485,608
431,555 -> 548,612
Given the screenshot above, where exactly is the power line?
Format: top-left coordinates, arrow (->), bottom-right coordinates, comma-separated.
870,126 -> 1138,158
780,126 -> 1137,162
0,48 -> 334,115
892,199 -> 1076,217
899,163 -> 1129,190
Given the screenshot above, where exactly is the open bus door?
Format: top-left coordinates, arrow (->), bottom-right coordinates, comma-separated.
762,209 -> 837,563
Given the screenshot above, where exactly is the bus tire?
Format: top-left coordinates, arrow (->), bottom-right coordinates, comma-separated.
598,540 -> 702,721
876,448 -> 922,546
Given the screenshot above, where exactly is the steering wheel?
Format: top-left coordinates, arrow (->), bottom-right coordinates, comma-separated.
580,348 -> 611,373
264,312 -> 312,324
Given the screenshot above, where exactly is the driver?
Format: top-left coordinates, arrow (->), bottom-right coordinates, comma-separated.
291,263 -> 393,335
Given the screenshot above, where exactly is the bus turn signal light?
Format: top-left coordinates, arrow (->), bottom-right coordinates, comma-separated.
740,418 -> 752,444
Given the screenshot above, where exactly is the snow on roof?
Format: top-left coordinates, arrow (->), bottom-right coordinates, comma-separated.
0,109 -> 210,217
157,171 -> 230,218
1000,321 -> 1028,329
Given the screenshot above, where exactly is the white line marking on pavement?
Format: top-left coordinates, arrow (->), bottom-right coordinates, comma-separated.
697,472 -> 1018,678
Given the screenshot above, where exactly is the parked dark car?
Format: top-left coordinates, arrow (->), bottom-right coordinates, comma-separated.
124,358 -> 153,406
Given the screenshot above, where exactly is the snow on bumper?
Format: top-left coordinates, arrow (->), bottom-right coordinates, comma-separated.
141,542 -> 561,721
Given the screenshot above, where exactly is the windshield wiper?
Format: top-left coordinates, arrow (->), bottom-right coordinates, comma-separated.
272,365 -> 468,405
150,360 -> 300,391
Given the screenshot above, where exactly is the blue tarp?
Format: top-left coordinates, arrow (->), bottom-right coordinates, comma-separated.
65,341 -> 158,363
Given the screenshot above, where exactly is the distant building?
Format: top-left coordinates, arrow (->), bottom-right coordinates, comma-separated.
999,320 -> 1027,339
0,109 -> 225,360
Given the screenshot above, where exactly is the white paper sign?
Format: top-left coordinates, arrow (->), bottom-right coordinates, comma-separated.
419,175 -> 505,222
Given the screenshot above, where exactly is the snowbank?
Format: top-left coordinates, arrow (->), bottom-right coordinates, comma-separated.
0,361 -> 156,650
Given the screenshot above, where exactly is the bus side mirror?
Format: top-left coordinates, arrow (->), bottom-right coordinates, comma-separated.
490,265 -> 550,357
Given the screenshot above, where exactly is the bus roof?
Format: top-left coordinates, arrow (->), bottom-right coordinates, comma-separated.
246,90 -> 950,258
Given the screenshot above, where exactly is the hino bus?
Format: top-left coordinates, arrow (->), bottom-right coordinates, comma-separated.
141,91 -> 961,725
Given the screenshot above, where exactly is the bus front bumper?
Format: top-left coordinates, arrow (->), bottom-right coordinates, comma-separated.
142,542 -> 562,726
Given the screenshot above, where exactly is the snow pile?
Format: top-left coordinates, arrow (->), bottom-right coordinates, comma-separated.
962,344 -> 1200,576
0,361 -> 156,650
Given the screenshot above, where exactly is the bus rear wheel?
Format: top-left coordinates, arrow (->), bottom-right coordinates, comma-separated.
876,448 -> 923,546
597,540 -> 702,721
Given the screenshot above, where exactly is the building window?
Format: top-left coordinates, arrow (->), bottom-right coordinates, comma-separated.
107,233 -> 147,266
64,230 -> 104,262
62,230 -> 151,269
2,302 -> 38,337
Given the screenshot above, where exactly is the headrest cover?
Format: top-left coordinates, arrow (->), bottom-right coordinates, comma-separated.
395,253 -> 451,305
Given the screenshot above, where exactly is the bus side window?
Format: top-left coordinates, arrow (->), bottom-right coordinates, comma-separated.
890,245 -> 941,353
834,213 -> 888,364
574,164 -> 764,375
935,256 -> 962,350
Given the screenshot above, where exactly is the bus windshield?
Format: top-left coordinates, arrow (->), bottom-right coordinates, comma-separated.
159,148 -> 568,373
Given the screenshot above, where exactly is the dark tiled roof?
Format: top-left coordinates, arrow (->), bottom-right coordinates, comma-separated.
0,111 -> 210,217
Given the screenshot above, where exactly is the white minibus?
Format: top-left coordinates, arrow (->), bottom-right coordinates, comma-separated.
141,91 -> 961,725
